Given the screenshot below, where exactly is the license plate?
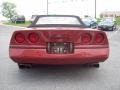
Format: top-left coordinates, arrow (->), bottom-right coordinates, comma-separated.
47,42 -> 74,54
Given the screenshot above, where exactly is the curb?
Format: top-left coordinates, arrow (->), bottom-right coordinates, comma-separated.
0,23 -> 26,28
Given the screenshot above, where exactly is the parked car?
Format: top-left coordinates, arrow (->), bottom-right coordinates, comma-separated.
82,18 -> 98,29
11,15 -> 25,23
9,15 -> 109,69
98,19 -> 116,31
30,15 -> 38,23
84,15 -> 97,22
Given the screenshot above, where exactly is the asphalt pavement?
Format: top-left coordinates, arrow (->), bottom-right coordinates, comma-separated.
0,25 -> 120,90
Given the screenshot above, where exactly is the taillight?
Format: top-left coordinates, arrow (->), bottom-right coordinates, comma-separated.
28,33 -> 39,43
81,33 -> 91,43
94,33 -> 104,43
15,33 -> 25,43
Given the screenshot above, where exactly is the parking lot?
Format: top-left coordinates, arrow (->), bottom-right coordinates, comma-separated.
0,25 -> 120,90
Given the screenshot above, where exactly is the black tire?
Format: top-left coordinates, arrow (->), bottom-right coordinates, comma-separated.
114,26 -> 116,31
23,21 -> 25,23
18,64 -> 25,69
92,63 -> 100,68
83,63 -> 100,68
112,27 -> 114,31
18,63 -> 33,69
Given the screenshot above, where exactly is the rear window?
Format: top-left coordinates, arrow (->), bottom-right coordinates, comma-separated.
18,15 -> 24,18
36,16 -> 81,25
29,15 -> 86,27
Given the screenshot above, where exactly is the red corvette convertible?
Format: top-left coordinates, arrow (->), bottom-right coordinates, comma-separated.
9,15 -> 109,69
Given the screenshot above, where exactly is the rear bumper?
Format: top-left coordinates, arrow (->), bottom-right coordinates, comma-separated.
98,26 -> 112,31
9,47 -> 109,65
16,19 -> 25,22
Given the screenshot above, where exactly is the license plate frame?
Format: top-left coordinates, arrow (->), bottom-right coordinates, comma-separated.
46,42 -> 74,54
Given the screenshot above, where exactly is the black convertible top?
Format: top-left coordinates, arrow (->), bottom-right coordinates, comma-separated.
28,15 -> 86,28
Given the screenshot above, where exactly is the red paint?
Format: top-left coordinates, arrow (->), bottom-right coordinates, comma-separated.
9,27 -> 109,65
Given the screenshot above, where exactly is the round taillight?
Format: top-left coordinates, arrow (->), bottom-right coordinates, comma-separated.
81,33 -> 91,43
28,33 -> 39,43
95,33 -> 104,43
15,33 -> 25,43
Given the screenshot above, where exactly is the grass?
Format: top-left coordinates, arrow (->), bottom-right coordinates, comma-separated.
3,21 -> 31,27
96,18 -> 101,23
115,17 -> 120,26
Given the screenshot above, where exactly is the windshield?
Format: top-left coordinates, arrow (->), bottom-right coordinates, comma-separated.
99,21 -> 113,26
18,15 -> 24,18
36,16 -> 81,25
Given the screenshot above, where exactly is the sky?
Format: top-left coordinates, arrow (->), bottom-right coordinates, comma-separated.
0,0 -> 120,20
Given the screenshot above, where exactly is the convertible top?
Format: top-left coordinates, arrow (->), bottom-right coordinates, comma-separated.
29,15 -> 86,28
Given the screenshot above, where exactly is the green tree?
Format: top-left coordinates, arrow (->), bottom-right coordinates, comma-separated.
1,2 -> 17,21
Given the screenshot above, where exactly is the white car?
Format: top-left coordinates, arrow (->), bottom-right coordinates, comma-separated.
83,16 -> 97,22
82,18 -> 97,29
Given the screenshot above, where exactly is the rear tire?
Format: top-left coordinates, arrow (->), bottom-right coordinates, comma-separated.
83,63 -> 100,68
92,63 -> 100,68
18,63 -> 33,69
23,21 -> 25,23
112,27 -> 114,31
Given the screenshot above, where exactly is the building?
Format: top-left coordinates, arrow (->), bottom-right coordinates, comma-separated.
100,11 -> 120,18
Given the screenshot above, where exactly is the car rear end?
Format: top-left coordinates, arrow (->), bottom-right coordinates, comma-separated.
9,28 -> 109,65
17,15 -> 25,23
98,25 -> 114,31
98,20 -> 115,31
